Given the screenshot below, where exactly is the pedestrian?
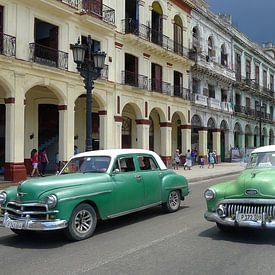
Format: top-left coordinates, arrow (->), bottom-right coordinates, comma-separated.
199,156 -> 205,168
74,145 -> 80,155
191,149 -> 196,165
173,149 -> 181,170
208,152 -> 215,168
185,149 -> 192,170
213,150 -> 217,164
30,149 -> 40,177
40,148 -> 49,176
55,152 -> 59,173
194,147 -> 198,164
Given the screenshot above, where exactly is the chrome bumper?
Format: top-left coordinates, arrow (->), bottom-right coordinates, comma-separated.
0,212 -> 67,231
204,211 -> 275,229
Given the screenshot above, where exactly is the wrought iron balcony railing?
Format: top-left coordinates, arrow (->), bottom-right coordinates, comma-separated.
29,43 -> 68,70
122,19 -> 189,57
57,0 -> 79,9
150,79 -> 172,95
121,71 -> 148,90
0,33 -> 16,57
173,86 -> 190,100
82,0 -> 115,25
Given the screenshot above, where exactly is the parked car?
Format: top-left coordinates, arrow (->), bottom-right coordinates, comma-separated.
0,149 -> 189,241
204,145 -> 275,231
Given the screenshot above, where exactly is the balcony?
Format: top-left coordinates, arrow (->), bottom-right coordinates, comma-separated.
0,33 -> 16,57
29,43 -> 68,70
221,102 -> 233,113
150,79 -> 172,95
81,0 -> 115,25
57,0 -> 80,9
122,19 -> 189,58
207,97 -> 221,110
234,105 -> 256,117
121,70 -> 148,90
173,86 -> 190,100
191,93 -> 208,106
191,52 -> 235,81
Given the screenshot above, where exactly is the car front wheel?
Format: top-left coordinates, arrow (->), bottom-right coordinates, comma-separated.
162,190 -> 181,213
64,203 -> 97,241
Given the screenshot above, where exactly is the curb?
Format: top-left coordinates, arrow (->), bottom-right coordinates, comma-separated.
187,170 -> 241,183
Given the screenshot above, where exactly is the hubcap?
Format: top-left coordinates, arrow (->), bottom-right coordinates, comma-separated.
169,191 -> 180,210
74,210 -> 93,234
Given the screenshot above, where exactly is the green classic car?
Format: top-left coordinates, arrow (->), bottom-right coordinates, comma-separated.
0,149 -> 189,241
204,145 -> 275,231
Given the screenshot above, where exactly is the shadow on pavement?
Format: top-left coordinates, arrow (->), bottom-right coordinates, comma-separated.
0,205 -> 189,248
199,225 -> 275,245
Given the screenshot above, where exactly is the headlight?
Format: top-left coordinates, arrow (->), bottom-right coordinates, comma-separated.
0,192 -> 7,205
45,194 -> 58,208
204,189 -> 215,201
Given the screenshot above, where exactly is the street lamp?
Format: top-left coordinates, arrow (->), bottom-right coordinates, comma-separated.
71,35 -> 106,151
255,102 -> 265,147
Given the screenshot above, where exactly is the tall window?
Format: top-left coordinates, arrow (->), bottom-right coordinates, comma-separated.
246,59 -> 251,80
255,65 -> 259,84
174,16 -> 183,55
221,44 -> 227,66
235,53 -> 241,81
270,74 -> 274,92
207,37 -> 214,62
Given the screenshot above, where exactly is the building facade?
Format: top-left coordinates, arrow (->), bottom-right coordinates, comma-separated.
0,0 -> 275,181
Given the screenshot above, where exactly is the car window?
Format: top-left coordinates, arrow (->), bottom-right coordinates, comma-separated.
60,156 -> 110,174
113,157 -> 135,173
138,156 -> 158,171
247,152 -> 275,169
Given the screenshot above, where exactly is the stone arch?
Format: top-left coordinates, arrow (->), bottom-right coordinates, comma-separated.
121,102 -> 143,119
191,114 -> 202,151
207,36 -> 215,60
152,1 -> 163,15
171,111 -> 185,154
24,80 -> 66,105
148,105 -> 166,122
191,114 -> 202,127
0,75 -> 13,98
220,120 -> 229,130
207,117 -> 216,129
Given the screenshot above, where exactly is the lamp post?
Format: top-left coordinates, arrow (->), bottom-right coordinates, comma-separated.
256,102 -> 265,147
71,35 -> 106,151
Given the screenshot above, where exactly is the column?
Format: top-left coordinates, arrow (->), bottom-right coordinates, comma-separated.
136,119 -> 150,149
4,74 -> 26,181
239,133 -> 245,150
58,98 -> 74,164
160,123 -> 172,166
114,116 -> 123,148
181,125 -> 192,155
138,0 -> 146,25
213,129 -> 221,163
198,128 -> 208,162
99,110 -> 108,150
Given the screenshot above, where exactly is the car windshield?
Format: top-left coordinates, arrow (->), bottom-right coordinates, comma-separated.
246,152 -> 275,169
60,156 -> 111,174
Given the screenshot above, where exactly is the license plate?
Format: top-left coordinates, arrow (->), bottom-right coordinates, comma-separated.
4,219 -> 25,229
236,213 -> 262,222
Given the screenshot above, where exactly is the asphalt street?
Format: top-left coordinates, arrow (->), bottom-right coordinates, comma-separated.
0,173 -> 275,275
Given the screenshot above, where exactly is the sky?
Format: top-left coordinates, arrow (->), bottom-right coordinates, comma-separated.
206,0 -> 275,45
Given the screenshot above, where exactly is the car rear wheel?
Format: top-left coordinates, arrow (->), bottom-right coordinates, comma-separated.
64,203 -> 97,241
162,190 -> 181,213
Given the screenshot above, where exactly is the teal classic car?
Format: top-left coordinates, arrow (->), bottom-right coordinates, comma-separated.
204,145 -> 275,231
0,149 -> 189,241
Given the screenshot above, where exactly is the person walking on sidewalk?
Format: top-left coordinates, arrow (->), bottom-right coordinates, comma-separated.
208,151 -> 215,168
30,149 -> 40,177
40,148 -> 49,176
173,149 -> 181,170
185,149 -> 192,170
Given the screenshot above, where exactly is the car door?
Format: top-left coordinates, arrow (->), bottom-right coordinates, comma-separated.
137,155 -> 162,205
111,155 -> 144,214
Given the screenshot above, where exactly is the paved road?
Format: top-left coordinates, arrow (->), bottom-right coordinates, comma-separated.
0,174 -> 275,275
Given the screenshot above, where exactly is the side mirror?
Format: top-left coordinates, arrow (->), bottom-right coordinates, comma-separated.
111,168 -> 120,176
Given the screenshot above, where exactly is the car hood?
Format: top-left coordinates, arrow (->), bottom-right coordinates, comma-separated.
16,173 -> 110,201
224,168 -> 275,199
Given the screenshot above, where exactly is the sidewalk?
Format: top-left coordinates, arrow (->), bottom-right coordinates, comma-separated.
174,162 -> 244,183
0,162 -> 244,189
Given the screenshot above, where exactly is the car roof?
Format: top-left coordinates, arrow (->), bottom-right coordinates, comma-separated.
72,149 -> 167,170
252,145 -> 275,154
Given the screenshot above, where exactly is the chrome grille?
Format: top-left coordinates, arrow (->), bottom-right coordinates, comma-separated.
5,201 -> 49,220
225,203 -> 275,217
